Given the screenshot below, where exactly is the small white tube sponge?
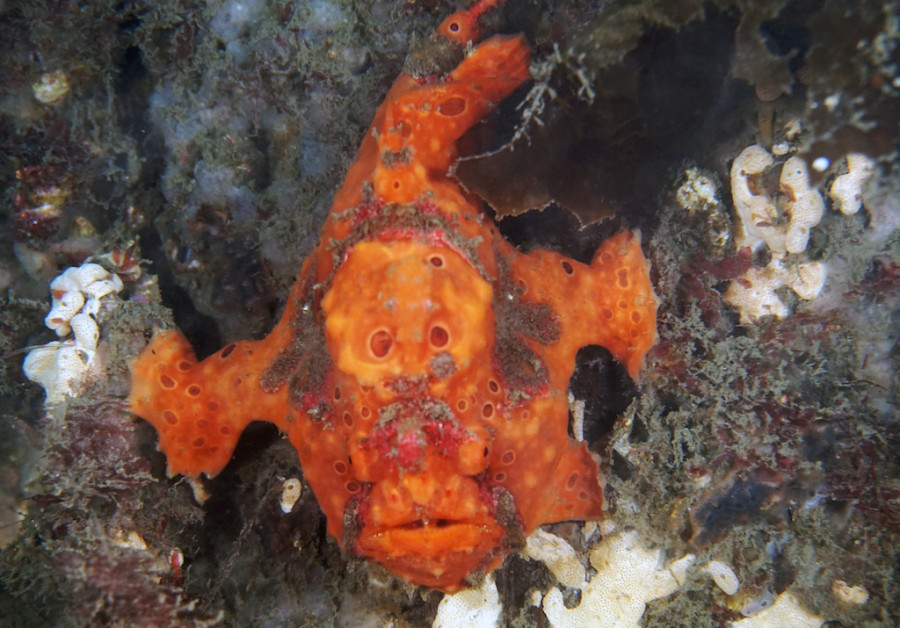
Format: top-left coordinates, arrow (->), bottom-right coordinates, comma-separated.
779,156 -> 824,254
702,560 -> 740,596
23,261 -> 125,405
726,145 -> 828,323
724,259 -> 827,324
731,145 -> 776,252
829,153 -> 875,215
23,341 -> 93,406
730,145 -> 825,256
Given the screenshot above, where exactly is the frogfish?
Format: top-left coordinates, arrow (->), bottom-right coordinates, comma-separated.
129,0 -> 658,592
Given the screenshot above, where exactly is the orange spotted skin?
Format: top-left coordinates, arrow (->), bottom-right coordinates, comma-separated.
129,2 -> 657,593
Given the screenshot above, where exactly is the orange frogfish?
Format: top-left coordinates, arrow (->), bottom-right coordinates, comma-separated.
129,0 -> 657,593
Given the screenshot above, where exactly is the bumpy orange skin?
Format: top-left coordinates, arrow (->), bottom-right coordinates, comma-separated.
129,7 -> 658,593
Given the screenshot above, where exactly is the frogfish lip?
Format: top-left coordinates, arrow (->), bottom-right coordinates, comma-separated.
355,518 -> 506,592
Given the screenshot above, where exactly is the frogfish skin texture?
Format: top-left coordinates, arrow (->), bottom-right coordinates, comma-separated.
129,0 -> 658,593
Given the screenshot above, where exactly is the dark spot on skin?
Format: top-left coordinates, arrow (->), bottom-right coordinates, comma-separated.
370,329 -> 392,358
492,488 -> 526,548
381,148 -> 412,168
438,96 -> 466,117
429,352 -> 457,379
494,337 -> 549,395
491,250 -> 561,394
260,275 -> 333,409
430,325 -> 449,348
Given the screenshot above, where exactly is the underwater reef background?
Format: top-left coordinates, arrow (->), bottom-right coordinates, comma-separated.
1,0 -> 899,626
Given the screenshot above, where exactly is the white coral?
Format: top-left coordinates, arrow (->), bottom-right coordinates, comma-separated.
525,528 -> 586,588
536,529 -> 688,628
732,591 -> 823,627
731,145 -> 777,252
45,263 -> 123,335
433,574 -> 501,628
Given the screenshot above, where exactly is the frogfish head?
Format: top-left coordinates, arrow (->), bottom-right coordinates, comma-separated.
320,237 -> 516,591
321,237 -> 494,393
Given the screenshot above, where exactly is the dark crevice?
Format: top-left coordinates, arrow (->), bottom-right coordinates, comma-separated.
137,225 -> 222,358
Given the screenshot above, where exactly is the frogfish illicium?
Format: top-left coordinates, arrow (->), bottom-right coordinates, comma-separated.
129,0 -> 657,592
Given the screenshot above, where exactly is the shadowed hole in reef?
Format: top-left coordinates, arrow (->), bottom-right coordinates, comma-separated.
689,473 -> 783,549
191,420 -> 363,620
568,345 -> 636,444
209,246 -> 280,336
494,203 -> 617,264
137,226 -> 221,358
494,554 -> 556,626
200,421 -> 288,539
